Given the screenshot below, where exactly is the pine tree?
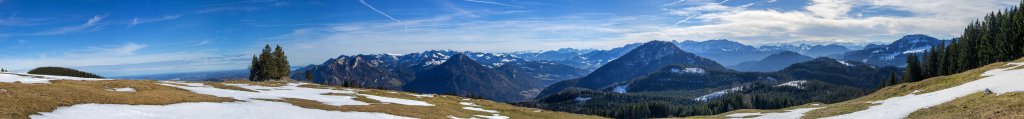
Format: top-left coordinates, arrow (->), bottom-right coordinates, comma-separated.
304,70 -> 313,81
258,44 -> 275,81
249,55 -> 261,81
903,54 -> 923,82
273,45 -> 290,80
888,72 -> 900,86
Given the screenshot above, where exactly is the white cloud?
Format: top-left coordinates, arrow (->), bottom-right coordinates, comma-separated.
806,0 -> 852,19
0,43 -> 245,76
86,43 -> 147,55
653,0 -> 1018,44
463,0 -> 516,7
128,15 -> 182,28
32,15 -> 106,35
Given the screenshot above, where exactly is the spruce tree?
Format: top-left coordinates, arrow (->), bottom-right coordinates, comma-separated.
903,54 -> 923,82
249,55 -> 261,81
258,45 -> 274,81
273,45 -> 290,80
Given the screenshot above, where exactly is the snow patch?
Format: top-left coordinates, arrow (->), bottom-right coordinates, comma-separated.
474,114 -> 510,119
460,102 -> 480,107
359,94 -> 434,106
613,85 -> 628,93
108,87 -> 136,92
776,80 -> 808,89
31,100 -> 412,119
409,94 -> 435,98
0,73 -> 108,84
727,107 -> 822,119
826,62 -> 1024,119
694,87 -> 744,101
162,82 -> 369,106
574,97 -> 592,102
670,67 -> 706,74
837,61 -> 854,66
463,107 -> 499,113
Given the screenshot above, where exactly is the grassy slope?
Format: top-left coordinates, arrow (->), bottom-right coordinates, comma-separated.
0,80 -> 237,119
0,79 -> 602,119
682,57 -> 1024,119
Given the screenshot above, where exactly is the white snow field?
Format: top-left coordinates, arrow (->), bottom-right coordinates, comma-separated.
826,62 -> 1024,119
0,73 -> 108,84
28,80 -> 443,119
30,100 -> 412,119
360,94 -> 434,106
457,101 -> 510,119
727,107 -> 822,119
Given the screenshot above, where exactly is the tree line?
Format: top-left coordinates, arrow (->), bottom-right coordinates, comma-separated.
250,44 -> 291,81
26,67 -> 104,78
891,1 -> 1024,86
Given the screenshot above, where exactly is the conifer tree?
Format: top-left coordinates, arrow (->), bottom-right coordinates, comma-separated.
258,44 -> 275,81
273,45 -> 290,79
249,55 -> 261,81
903,54 -> 923,82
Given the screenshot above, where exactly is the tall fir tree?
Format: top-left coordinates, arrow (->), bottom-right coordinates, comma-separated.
903,54 -> 923,82
258,45 -> 275,81
249,55 -> 261,81
273,45 -> 290,79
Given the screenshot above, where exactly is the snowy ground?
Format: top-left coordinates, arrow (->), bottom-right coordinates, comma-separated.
28,80 -> 441,119
455,101 -> 509,119
0,73 -> 108,84
826,62 -> 1024,119
31,101 -> 412,119
726,107 -> 821,119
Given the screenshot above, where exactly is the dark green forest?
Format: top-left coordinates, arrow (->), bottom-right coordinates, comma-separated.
895,1 -> 1024,86
26,67 -> 104,78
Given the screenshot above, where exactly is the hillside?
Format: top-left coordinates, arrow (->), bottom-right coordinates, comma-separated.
692,57 -> 1024,118
520,58 -> 900,118
732,51 -> 814,72
0,72 -> 602,119
538,41 -> 726,97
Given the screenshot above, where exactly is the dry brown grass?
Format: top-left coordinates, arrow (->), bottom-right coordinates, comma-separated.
203,82 -> 257,92
907,92 -> 1024,119
0,80 -> 236,119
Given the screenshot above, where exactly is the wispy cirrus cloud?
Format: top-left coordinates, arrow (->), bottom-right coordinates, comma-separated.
462,0 -> 517,7
31,15 -> 106,35
0,43 -> 241,76
129,15 -> 182,28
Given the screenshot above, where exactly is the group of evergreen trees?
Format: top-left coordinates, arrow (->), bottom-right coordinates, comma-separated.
249,44 -> 291,81
26,67 -> 104,78
897,1 -> 1024,85
1,68 -> 8,72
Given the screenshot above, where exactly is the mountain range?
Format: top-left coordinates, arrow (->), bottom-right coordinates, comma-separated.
840,34 -> 944,66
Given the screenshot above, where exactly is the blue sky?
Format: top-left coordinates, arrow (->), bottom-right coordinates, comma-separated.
0,0 -> 1018,76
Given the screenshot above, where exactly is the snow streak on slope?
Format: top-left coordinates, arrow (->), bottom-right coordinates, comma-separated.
0,73 -> 108,83
826,62 -> 1024,119
727,107 -> 822,119
31,81 -> 422,119
31,101 -> 412,119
